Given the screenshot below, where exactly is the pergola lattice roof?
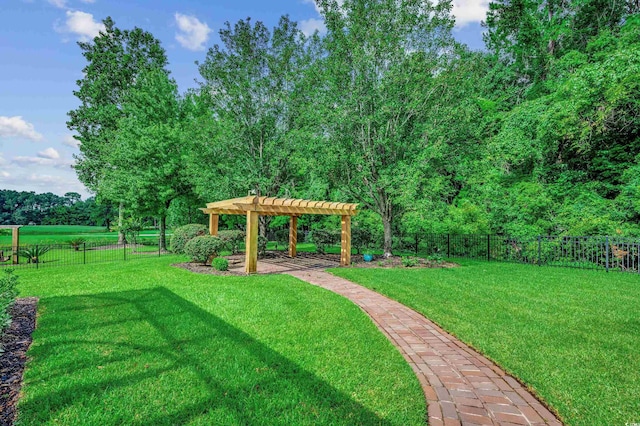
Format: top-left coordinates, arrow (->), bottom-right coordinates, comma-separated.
200,196 -> 358,216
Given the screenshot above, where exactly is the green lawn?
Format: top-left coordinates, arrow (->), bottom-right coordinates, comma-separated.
0,225 -> 164,245
330,261 -> 640,426
14,256 -> 425,425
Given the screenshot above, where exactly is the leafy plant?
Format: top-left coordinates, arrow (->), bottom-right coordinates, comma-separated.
184,236 -> 225,265
19,245 -> 51,264
258,235 -> 268,257
401,256 -> 420,268
352,228 -> 374,255
212,257 -> 229,271
311,230 -> 340,254
0,269 -> 18,335
426,253 -> 444,264
217,230 -> 245,254
170,224 -> 208,254
68,237 -> 87,251
273,229 -> 289,251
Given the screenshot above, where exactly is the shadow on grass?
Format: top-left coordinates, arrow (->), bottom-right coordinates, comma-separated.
20,287 -> 391,425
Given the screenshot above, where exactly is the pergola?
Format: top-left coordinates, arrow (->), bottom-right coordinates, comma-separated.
0,225 -> 22,264
201,196 -> 358,274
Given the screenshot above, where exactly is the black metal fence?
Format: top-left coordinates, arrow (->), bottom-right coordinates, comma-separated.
0,240 -> 168,269
418,234 -> 640,273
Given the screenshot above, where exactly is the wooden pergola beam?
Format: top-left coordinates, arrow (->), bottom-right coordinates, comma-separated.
245,211 -> 259,274
289,216 -> 298,258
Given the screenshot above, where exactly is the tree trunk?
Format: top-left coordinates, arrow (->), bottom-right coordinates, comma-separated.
159,215 -> 167,251
117,202 -> 127,244
382,214 -> 393,258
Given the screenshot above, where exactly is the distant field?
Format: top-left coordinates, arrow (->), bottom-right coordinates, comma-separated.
0,225 -> 165,245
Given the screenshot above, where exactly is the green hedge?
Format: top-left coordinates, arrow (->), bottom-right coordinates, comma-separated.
184,236 -> 225,264
170,224 -> 208,254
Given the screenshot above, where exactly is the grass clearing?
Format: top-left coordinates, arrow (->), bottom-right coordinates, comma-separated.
330,261 -> 640,426
15,256 -> 424,425
0,225 -> 165,245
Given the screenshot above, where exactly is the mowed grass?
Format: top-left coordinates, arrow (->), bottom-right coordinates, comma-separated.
330,261 -> 640,426
0,225 -> 164,245
15,256 -> 425,425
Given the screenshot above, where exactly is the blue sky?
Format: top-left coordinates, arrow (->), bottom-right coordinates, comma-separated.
0,0 -> 489,199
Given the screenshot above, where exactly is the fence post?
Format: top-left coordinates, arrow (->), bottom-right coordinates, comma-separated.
605,236 -> 609,273
447,234 -> 450,258
537,236 -> 542,266
487,234 -> 491,262
83,242 -> 86,265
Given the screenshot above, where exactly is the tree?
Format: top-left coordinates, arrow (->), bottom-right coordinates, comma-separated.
313,0 -> 454,256
67,17 -> 169,243
196,16 -> 316,235
105,69 -> 191,250
484,0 -> 640,88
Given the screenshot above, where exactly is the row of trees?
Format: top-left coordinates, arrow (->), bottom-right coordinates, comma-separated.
0,190 -> 114,226
68,0 -> 640,255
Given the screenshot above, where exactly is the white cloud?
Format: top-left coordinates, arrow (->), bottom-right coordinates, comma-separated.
300,18 -> 326,36
0,171 -> 9,178
80,0 -> 96,3
56,10 -> 105,42
38,147 -> 61,160
0,116 -> 43,141
175,13 -> 211,51
451,0 -> 490,28
62,134 -> 81,149
48,0 -> 68,9
13,155 -> 73,170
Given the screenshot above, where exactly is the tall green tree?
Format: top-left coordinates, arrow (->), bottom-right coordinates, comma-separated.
105,69 -> 191,250
313,0 -> 454,256
196,16 -> 316,235
67,17 -> 169,243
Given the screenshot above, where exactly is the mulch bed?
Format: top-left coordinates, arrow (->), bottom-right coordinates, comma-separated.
0,298 -> 38,426
174,252 -> 457,275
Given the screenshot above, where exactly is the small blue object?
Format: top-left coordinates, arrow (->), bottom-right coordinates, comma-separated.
363,254 -> 374,262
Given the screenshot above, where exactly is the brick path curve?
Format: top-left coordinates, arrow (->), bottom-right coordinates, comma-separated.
283,267 -> 563,426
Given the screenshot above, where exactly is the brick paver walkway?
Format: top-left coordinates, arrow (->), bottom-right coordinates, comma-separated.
256,257 -> 562,426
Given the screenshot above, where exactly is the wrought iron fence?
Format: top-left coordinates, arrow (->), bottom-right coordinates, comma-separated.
0,239 -> 168,269
417,234 -> 640,273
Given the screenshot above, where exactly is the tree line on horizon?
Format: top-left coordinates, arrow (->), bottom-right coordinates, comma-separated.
66,0 -> 640,255
0,190 -> 114,227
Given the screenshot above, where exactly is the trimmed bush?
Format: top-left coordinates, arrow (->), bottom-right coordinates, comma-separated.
218,230 -> 245,254
311,229 -> 340,254
171,224 -> 208,254
184,235 -> 225,264
0,269 -> 18,334
258,235 -> 268,257
212,257 -> 229,271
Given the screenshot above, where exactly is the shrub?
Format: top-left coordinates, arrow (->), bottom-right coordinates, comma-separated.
212,257 -> 229,271
274,229 -> 290,250
401,256 -> 420,268
218,230 -> 245,254
258,235 -> 268,257
352,228 -> 374,254
311,229 -> 340,254
68,237 -> 87,251
171,224 -> 208,254
19,245 -> 51,264
184,235 -> 225,264
0,269 -> 18,335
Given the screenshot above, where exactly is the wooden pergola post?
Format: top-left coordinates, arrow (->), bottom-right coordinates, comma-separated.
340,215 -> 351,266
209,214 -> 219,236
12,227 -> 19,265
245,211 -> 259,274
289,216 -> 298,258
